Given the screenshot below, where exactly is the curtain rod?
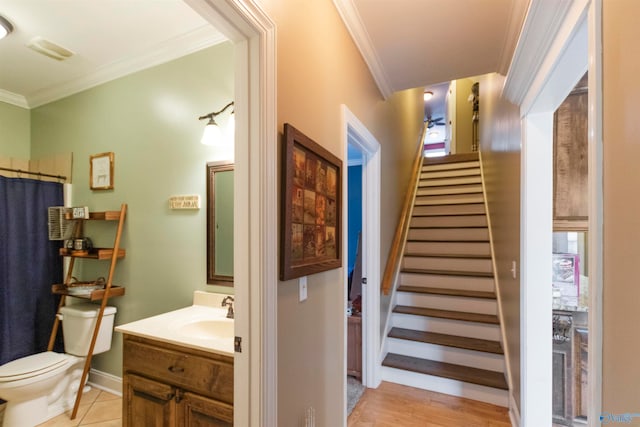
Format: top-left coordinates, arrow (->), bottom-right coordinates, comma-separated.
0,166 -> 67,181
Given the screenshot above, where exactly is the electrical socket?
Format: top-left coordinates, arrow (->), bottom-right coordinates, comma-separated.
299,276 -> 307,302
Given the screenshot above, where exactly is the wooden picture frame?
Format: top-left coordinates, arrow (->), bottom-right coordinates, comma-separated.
90,152 -> 114,190
207,162 -> 234,286
280,123 -> 342,280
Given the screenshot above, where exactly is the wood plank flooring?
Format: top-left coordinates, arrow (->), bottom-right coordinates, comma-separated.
348,381 -> 511,427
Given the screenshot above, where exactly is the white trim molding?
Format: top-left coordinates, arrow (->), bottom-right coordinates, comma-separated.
185,1 -> 278,426
503,0 -> 576,106
88,369 -> 122,397
0,89 -> 29,109
341,105 -> 382,427
332,0 -> 393,99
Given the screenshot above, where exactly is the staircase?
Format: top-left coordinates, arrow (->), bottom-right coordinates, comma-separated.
381,152 -> 509,407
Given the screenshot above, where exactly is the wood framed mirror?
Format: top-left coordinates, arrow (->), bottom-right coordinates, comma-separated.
207,162 -> 234,285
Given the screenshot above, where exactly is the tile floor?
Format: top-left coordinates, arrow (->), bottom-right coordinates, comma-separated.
36,388 -> 122,427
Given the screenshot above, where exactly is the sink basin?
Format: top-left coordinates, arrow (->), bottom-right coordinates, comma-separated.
178,319 -> 234,340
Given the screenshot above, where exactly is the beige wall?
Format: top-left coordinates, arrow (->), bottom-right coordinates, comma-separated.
602,0 -> 640,412
455,78 -> 476,153
257,0 -> 423,425
477,72 -> 522,411
0,102 -> 30,159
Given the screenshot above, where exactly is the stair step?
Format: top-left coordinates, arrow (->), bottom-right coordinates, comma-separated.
400,271 -> 494,292
423,153 -> 479,166
413,203 -> 485,216
397,285 -> 496,300
410,215 -> 487,228
417,184 -> 483,196
420,167 -> 480,181
388,327 -> 503,354
407,227 -> 489,241
402,255 -> 492,273
415,194 -> 484,206
419,175 -> 482,187
392,310 -> 500,341
382,353 -> 508,390
393,305 -> 500,324
403,252 -> 491,259
405,241 -> 491,257
401,268 -> 493,278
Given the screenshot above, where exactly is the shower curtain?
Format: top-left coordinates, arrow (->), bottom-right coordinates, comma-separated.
0,177 -> 63,365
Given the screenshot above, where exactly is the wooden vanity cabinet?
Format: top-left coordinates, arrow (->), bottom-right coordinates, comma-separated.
122,334 -> 233,427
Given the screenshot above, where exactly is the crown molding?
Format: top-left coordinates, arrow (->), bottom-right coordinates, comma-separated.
0,89 -> 29,109
333,0 -> 393,99
26,26 -> 227,108
496,0 -> 530,76
502,0 -> 575,106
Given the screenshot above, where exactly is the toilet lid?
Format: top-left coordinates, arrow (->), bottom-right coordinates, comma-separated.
0,352 -> 68,382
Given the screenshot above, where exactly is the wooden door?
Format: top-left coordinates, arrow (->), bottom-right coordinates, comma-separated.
124,374 -> 176,427
178,391 -> 233,427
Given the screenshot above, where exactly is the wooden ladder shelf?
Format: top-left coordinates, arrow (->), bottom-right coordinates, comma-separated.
47,203 -> 127,420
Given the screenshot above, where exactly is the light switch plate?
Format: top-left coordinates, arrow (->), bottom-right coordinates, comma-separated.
299,276 -> 307,302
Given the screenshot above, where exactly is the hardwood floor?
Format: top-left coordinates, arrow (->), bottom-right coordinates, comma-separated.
348,382 -> 511,427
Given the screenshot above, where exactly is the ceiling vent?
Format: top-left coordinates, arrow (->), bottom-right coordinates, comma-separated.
27,36 -> 74,61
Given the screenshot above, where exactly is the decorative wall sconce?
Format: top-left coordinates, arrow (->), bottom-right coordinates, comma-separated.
0,15 -> 14,40
198,102 -> 234,146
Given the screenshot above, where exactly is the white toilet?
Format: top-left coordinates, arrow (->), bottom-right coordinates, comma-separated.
0,303 -> 117,427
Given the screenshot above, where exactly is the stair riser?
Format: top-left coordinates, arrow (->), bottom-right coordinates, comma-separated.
408,228 -> 489,242
417,185 -> 483,196
421,169 -> 480,180
402,256 -> 493,273
415,194 -> 484,206
422,160 -> 480,172
404,241 -> 491,256
419,176 -> 482,187
396,293 -> 497,315
392,313 -> 501,341
413,204 -> 485,216
386,338 -> 505,372
381,367 -> 508,407
400,272 -> 495,292
410,215 -> 487,228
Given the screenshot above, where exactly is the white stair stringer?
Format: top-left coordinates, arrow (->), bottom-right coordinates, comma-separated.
381,366 -> 509,407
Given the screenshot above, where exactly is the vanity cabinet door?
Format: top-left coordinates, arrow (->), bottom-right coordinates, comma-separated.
124,373 -> 176,427
178,391 -> 233,427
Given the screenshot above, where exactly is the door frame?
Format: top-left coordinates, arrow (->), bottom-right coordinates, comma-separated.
504,0 -> 602,425
184,1 -> 277,426
340,105 -> 381,416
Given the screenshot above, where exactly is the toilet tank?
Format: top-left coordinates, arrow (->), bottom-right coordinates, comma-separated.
59,303 -> 117,356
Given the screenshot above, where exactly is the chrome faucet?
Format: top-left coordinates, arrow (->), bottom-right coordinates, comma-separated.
222,296 -> 234,319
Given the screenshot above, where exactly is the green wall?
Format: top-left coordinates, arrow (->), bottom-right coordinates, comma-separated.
0,101 -> 30,159
30,43 -> 235,376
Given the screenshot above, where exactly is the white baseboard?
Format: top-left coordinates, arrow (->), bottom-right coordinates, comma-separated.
88,369 -> 122,397
509,392 -> 521,427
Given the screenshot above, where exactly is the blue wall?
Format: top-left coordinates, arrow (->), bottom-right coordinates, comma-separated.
347,165 -> 362,274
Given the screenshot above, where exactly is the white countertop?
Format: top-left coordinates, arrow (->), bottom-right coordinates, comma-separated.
115,291 -> 234,357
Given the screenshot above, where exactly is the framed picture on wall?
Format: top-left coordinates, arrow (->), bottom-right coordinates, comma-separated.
90,152 -> 114,190
280,123 -> 342,280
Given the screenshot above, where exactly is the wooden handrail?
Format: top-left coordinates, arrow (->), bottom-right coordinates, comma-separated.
381,124 -> 428,295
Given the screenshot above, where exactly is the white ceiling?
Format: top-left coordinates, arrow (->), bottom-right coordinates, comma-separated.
0,0 -> 225,108
334,0 -> 529,99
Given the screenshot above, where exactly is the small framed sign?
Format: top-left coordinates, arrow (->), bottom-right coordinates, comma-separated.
90,152 -> 114,190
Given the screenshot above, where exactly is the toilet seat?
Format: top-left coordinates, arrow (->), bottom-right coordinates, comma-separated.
0,352 -> 69,383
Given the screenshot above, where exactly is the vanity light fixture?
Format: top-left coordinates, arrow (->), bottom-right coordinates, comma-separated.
198,101 -> 234,146
423,91 -> 434,101
0,15 -> 14,40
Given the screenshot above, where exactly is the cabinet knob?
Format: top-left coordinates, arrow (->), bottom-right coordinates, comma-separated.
168,365 -> 184,374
